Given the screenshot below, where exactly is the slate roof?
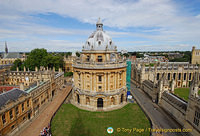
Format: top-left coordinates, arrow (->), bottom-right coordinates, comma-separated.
0,88 -> 28,110
3,52 -> 23,59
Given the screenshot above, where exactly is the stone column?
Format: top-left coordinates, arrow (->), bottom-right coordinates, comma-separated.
81,72 -> 83,90
114,72 -> 116,89
104,72 -> 106,92
108,72 -> 110,91
94,72 -> 96,92
90,72 -> 92,91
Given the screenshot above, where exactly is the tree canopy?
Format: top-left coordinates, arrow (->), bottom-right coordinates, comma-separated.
11,48 -> 64,71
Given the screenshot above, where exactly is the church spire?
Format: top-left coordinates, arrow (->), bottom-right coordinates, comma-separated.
96,17 -> 103,31
5,41 -> 8,54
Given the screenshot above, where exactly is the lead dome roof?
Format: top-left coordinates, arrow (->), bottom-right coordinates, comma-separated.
82,18 -> 117,51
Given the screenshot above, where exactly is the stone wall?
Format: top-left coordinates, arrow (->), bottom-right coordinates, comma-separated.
160,92 -> 187,126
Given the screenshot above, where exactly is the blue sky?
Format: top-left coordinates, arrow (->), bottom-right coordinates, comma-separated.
0,0 -> 200,52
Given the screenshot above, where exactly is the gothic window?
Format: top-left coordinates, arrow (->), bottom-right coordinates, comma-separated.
16,106 -> 19,115
27,100 -> 29,107
184,73 -> 186,80
193,110 -> 200,126
98,56 -> 102,62
2,114 -> 6,124
157,73 -> 159,80
178,73 -> 181,80
189,73 -> 192,80
173,73 -> 176,80
22,103 -> 24,112
168,73 -> 170,80
9,110 -> 13,120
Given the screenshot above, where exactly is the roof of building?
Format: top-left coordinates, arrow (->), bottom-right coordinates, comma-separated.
82,18 -> 117,51
3,52 -> 23,59
0,88 -> 28,110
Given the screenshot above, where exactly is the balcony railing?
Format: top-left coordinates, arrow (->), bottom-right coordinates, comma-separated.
73,59 -> 127,69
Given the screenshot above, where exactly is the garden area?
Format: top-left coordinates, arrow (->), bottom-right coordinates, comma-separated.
174,88 -> 200,101
51,103 -> 151,136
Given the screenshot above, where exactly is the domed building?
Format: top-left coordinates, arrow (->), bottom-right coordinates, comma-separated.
71,18 -> 127,111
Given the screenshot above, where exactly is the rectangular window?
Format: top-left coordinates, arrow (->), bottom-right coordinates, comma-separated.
193,110 -> 200,126
98,86 -> 102,91
98,75 -> 102,82
2,114 -> 6,124
16,106 -> 19,115
98,56 -> 102,62
184,73 -> 186,80
189,73 -> 192,80
9,110 -> 13,120
27,100 -> 29,107
22,103 -> 24,112
157,73 -> 159,80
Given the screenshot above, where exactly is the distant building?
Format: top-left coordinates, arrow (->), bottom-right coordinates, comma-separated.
64,56 -> 75,72
167,52 -> 183,60
191,46 -> 200,64
0,42 -> 25,65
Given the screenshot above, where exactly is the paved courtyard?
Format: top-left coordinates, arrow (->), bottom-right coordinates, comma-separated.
16,85 -> 72,136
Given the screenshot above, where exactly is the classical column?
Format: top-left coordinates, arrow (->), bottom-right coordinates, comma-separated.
94,72 -> 96,92
114,72 -> 116,89
108,72 -> 110,91
104,72 -> 106,92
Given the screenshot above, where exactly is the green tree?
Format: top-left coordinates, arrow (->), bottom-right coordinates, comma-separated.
76,52 -> 80,57
11,59 -> 23,71
24,48 -> 48,70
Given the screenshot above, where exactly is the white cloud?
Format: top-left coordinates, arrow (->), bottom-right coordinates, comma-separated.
0,0 -> 200,51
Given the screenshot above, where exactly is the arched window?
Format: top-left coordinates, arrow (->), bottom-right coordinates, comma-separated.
111,97 -> 115,105
97,98 -> 103,108
77,94 -> 80,104
121,94 -> 124,103
86,97 -> 90,105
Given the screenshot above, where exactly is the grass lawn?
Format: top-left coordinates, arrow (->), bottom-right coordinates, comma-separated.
174,88 -> 200,101
51,103 -> 151,136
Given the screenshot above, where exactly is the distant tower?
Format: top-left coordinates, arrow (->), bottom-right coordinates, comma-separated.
5,41 -> 8,54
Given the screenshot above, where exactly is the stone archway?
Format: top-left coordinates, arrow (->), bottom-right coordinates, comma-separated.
121,94 -> 124,103
97,98 -> 103,108
77,94 -> 80,104
111,97 -> 115,105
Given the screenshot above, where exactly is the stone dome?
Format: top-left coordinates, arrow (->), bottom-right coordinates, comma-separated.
82,18 -> 117,51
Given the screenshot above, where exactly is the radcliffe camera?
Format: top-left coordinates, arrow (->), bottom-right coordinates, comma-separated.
0,1 -> 200,136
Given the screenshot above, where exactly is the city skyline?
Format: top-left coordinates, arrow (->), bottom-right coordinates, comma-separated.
1,0 -> 200,52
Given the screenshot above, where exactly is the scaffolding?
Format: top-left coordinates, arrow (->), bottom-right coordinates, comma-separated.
126,61 -> 131,93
